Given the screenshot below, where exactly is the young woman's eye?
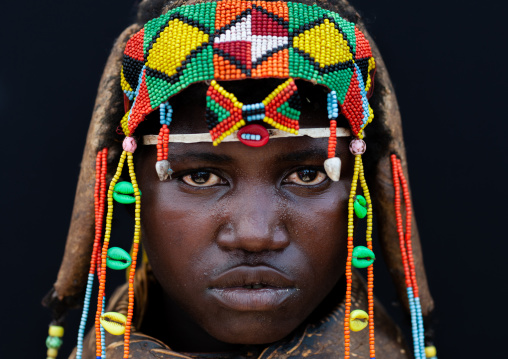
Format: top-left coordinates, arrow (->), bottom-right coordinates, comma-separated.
181,171 -> 226,187
284,168 -> 328,186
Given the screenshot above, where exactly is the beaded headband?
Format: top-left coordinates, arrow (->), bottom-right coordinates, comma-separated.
119,0 -> 375,180
42,2 -> 435,359
142,127 -> 351,144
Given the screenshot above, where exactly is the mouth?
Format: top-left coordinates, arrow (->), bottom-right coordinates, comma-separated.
208,266 -> 297,311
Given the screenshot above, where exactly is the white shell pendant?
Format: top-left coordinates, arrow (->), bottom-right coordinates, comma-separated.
324,157 -> 342,181
155,160 -> 171,181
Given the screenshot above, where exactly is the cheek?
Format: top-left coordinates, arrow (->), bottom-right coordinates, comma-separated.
139,183 -> 220,291
289,191 -> 349,284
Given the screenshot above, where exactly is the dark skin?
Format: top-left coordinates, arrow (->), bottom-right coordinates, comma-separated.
135,80 -> 354,353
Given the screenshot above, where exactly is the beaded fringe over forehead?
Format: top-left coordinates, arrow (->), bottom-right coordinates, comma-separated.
121,0 -> 375,137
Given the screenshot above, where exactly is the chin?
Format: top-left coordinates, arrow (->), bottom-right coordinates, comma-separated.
203,314 -> 299,345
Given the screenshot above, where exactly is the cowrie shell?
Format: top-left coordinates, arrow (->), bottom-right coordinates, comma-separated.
350,309 -> 369,332
351,246 -> 375,268
100,312 -> 127,336
354,195 -> 368,218
106,247 -> 132,270
113,181 -> 141,204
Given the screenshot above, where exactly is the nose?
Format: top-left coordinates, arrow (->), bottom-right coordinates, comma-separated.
216,186 -> 290,253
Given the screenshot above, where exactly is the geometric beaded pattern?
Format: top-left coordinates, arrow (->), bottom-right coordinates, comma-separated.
206,78 -> 301,145
121,0 -> 375,137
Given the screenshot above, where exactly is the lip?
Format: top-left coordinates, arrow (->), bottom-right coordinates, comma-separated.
208,266 -> 296,311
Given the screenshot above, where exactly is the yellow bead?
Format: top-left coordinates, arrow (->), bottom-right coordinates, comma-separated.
425,346 -> 437,358
48,325 -> 64,337
47,348 -> 58,358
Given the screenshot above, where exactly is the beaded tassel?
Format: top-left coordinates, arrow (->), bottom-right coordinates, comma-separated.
324,91 -> 342,181
95,151 -> 127,358
123,151 -> 142,359
344,155 -> 361,359
93,140 -> 141,359
76,148 -> 108,359
359,157 -> 375,359
391,155 -> 430,359
156,125 -> 170,162
345,154 -> 375,359
155,102 -> 173,181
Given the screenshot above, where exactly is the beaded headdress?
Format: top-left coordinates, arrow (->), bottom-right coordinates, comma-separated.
43,1 -> 437,359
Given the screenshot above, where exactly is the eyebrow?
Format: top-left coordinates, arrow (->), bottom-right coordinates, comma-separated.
276,149 -> 328,163
169,152 -> 235,164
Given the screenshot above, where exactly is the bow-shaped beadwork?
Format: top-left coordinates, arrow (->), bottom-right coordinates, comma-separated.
206,78 -> 301,145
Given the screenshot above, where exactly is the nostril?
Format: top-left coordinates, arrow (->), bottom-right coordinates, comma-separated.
216,222 -> 289,252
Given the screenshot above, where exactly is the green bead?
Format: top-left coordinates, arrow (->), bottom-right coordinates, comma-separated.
351,246 -> 375,268
107,247 -> 132,270
354,195 -> 368,218
112,181 -> 141,204
46,336 -> 63,349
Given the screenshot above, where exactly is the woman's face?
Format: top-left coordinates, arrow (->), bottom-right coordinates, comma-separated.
136,80 -> 353,346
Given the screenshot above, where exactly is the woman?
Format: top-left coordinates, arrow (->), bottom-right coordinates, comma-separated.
43,0 -> 437,358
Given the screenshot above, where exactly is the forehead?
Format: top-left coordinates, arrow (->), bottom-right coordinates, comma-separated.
139,79 -> 347,136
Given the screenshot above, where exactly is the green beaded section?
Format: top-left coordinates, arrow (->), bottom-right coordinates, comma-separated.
287,3 -> 327,32
276,102 -> 300,120
179,2 -> 217,33
177,45 -> 215,90
322,68 -> 354,104
146,75 -> 172,108
207,97 -> 231,122
288,47 -> 320,81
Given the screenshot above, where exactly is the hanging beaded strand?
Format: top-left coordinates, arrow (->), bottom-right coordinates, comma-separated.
358,157 -> 375,359
391,155 -> 434,359
76,148 -> 108,359
345,141 -> 375,359
324,91 -> 341,181
155,102 -> 173,181
123,150 -> 142,359
343,154 -> 361,359
95,150 -> 127,358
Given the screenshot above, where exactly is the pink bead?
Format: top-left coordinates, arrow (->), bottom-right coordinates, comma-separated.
123,137 -> 137,153
349,139 -> 366,155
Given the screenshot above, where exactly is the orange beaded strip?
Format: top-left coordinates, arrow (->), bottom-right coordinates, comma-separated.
95,151 -> 127,357
92,148 -> 108,277
391,154 -> 425,359
328,119 -> 337,158
391,156 -> 415,290
157,124 -> 170,162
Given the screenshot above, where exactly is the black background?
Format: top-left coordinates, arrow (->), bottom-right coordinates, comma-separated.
1,0 -> 506,357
